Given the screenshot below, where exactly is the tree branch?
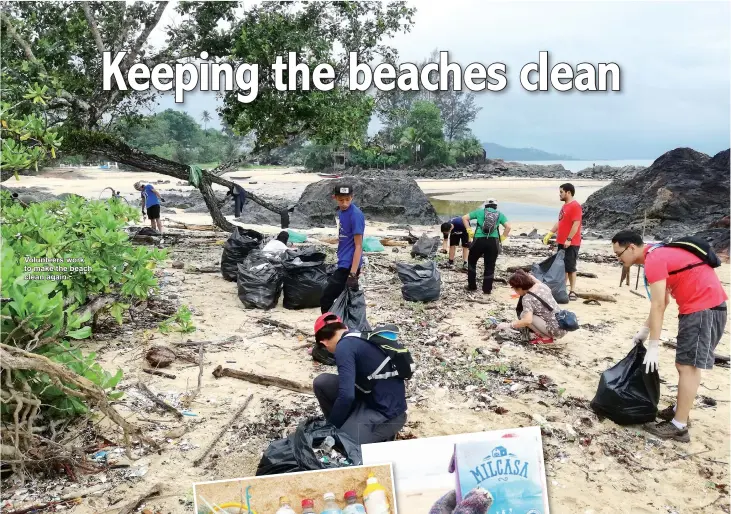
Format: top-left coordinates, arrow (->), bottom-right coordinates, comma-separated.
1,11 -> 42,67
123,1 -> 170,71
81,2 -> 105,55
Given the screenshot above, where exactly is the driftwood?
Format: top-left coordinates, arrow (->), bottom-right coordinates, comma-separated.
164,221 -> 223,232
662,341 -> 729,365
212,365 -> 313,395
574,292 -> 617,303
255,318 -> 309,336
142,368 -> 176,379
136,382 -> 184,419
193,394 -> 253,467
182,343 -> 204,408
577,272 -> 598,279
629,290 -> 645,299
173,335 -> 242,347
380,238 -> 409,247
185,265 -> 221,274
117,483 -> 163,514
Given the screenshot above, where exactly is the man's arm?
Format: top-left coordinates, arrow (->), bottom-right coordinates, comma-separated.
549,222 -> 559,234
149,187 -> 162,200
648,279 -> 669,340
328,346 -> 356,428
351,235 -> 363,274
565,220 -> 580,247
462,214 -> 471,231
502,220 -> 512,238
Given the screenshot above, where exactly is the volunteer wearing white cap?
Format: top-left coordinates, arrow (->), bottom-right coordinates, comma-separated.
462,198 -> 511,294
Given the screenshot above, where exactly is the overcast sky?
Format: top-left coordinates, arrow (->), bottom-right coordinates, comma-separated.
151,0 -> 730,160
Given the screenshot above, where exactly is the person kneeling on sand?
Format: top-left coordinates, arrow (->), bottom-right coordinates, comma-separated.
312,313 -> 408,445
495,270 -> 567,344
612,230 -> 727,442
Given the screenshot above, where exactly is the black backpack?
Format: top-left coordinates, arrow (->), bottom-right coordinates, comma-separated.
342,324 -> 414,393
481,209 -> 501,237
647,235 -> 722,275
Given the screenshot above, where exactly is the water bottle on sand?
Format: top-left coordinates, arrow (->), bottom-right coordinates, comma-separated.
343,491 -> 366,514
363,474 -> 390,514
302,499 -> 316,514
320,493 -> 342,514
276,497 -> 296,514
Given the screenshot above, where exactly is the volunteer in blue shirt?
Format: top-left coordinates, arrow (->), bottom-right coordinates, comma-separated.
134,181 -> 165,236
312,312 -> 407,444
320,182 -> 365,313
440,216 -> 473,271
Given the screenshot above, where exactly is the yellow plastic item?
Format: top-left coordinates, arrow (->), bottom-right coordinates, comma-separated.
212,503 -> 257,514
500,234 -> 508,242
542,231 -> 554,245
363,473 -> 390,514
466,228 -> 475,241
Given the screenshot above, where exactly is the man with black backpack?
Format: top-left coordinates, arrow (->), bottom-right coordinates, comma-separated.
462,198 -> 511,294
312,313 -> 410,445
612,230 -> 727,442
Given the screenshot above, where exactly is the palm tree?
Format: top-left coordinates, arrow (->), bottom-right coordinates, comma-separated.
201,110 -> 212,135
400,127 -> 425,163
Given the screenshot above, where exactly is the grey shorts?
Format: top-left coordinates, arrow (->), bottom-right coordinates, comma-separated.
676,303 -> 727,369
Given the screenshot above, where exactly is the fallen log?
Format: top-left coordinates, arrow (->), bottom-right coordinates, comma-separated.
574,292 -> 617,303
662,341 -> 729,365
117,483 -> 163,514
173,335 -> 242,347
629,290 -> 645,299
255,318 -> 309,336
185,266 -> 221,274
380,238 -> 409,247
136,383 -> 184,419
194,394 -> 253,467
212,365 -> 313,395
142,368 -> 176,379
164,221 -> 222,232
576,272 -> 598,278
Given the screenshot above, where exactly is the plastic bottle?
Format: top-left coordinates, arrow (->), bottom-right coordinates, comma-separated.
342,491 -> 366,514
363,474 -> 390,514
276,497 -> 296,514
320,493 -> 342,514
302,499 -> 316,514
318,436 -> 335,453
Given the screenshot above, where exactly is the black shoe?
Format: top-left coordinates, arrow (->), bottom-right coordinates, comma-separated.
643,420 -> 690,443
657,405 -> 691,427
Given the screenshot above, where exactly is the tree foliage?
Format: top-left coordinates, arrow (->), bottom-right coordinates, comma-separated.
1,192 -> 166,420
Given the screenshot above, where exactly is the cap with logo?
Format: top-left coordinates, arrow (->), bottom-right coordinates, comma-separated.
485,198 -> 498,207
333,183 -> 354,196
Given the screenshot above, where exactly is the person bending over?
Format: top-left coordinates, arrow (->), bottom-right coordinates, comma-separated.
312,313 -> 407,445
612,230 -> 727,442
440,217 -> 472,270
134,181 -> 165,236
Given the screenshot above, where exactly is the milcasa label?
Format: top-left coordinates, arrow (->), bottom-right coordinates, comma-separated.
451,426 -> 550,514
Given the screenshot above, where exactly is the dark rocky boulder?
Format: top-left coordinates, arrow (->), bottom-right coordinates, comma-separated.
294,176 -> 441,227
582,148 -> 730,253
576,165 -> 645,180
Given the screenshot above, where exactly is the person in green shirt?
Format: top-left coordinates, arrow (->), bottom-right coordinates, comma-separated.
462,198 -> 511,293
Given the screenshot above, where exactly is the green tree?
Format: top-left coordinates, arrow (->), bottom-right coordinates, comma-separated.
201,110 -> 212,133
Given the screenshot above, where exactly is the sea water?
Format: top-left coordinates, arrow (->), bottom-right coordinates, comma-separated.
451,426 -> 549,514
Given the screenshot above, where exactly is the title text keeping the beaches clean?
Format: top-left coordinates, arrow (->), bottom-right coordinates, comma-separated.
103,50 -> 621,103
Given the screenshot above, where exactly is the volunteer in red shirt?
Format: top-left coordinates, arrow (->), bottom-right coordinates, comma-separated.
543,183 -> 582,300
612,230 -> 728,442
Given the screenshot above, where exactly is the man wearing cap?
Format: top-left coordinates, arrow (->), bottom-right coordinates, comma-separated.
462,198 -> 511,294
134,181 -> 165,236
312,313 -> 408,444
320,182 -> 366,313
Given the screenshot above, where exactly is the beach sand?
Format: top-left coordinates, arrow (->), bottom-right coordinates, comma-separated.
4,167 -> 729,514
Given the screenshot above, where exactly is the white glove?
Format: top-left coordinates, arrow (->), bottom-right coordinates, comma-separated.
632,326 -> 650,346
495,322 -> 515,332
643,339 -> 659,373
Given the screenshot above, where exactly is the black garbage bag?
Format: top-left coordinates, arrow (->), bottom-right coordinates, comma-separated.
236,251 -> 283,310
590,343 -> 660,425
282,248 -> 328,309
256,417 -> 362,476
221,227 -> 263,281
312,342 -> 336,366
411,234 -> 441,259
531,249 -> 569,304
330,288 -> 372,331
397,261 -> 441,302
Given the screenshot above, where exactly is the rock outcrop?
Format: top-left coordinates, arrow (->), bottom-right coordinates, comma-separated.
575,165 -> 645,180
294,176 -> 441,226
582,148 -> 730,254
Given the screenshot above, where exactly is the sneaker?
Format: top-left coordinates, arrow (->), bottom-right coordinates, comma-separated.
657,405 -> 691,427
462,262 -> 468,271
529,335 -> 554,345
643,420 -> 690,443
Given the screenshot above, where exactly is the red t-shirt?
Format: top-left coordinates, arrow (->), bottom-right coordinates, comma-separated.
644,245 -> 728,315
557,200 -> 582,246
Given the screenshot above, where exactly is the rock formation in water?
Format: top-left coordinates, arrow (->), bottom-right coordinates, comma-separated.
582,147 -> 730,255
